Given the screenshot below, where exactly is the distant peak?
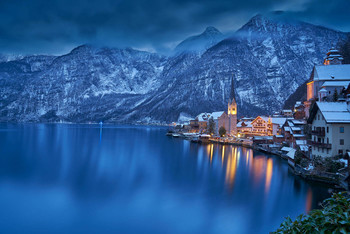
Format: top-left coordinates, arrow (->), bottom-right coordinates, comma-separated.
203,26 -> 221,35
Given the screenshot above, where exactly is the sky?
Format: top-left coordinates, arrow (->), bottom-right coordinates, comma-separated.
0,0 -> 349,55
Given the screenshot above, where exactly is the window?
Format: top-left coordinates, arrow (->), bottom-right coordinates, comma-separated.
339,150 -> 343,155
327,138 -> 329,144
340,139 -> 344,145
340,127 -> 344,133
327,127 -> 329,133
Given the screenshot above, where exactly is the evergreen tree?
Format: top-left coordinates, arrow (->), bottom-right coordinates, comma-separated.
333,89 -> 338,101
207,117 -> 215,135
219,126 -> 226,137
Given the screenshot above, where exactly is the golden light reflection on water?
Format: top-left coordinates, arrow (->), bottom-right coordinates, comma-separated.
305,188 -> 313,213
221,145 -> 225,167
225,147 -> 238,190
202,145 -> 274,193
251,156 -> 265,184
265,158 -> 273,194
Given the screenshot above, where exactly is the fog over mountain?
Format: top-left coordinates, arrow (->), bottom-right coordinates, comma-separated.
0,14 -> 348,123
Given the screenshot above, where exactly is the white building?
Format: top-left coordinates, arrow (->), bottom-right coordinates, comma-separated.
308,98 -> 350,158
304,48 -> 350,118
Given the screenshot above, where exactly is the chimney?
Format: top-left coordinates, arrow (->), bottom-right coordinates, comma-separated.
347,94 -> 350,112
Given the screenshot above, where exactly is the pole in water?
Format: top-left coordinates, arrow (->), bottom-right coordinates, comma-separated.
99,121 -> 103,143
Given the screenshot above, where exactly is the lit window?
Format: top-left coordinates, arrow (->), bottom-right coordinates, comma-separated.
340,127 -> 344,133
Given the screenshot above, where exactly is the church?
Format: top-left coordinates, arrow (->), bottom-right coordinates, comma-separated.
304,48 -> 350,118
191,77 -> 237,136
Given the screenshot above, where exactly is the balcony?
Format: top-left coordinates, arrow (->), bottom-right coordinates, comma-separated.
311,130 -> 325,137
308,140 -> 331,149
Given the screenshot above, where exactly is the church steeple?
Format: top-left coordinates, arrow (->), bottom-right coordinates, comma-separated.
229,76 -> 236,103
228,76 -> 237,115
227,75 -> 237,136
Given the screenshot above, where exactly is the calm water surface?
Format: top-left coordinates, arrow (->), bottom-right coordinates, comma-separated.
0,124 -> 331,233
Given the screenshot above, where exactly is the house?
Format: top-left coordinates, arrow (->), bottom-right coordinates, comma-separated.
304,48 -> 350,118
237,121 -> 253,135
250,116 -> 286,136
293,101 -> 305,119
281,119 -> 307,149
307,97 -> 350,158
282,109 -> 293,117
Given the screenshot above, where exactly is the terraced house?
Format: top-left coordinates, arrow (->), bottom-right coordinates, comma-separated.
308,98 -> 350,158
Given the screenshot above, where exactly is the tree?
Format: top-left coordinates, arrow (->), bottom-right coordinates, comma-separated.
333,89 -> 338,101
274,192 -> 350,233
207,117 -> 215,135
219,126 -> 226,137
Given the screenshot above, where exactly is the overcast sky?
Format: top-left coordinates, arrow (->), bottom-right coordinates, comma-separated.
0,0 -> 349,55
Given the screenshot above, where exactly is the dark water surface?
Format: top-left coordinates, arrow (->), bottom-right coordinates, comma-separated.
0,124 -> 331,233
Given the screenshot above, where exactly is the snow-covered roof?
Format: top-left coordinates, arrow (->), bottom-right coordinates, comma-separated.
283,109 -> 292,113
317,102 -> 350,123
210,111 -> 225,120
281,147 -> 293,152
292,134 -> 305,138
322,81 -> 350,88
237,121 -> 252,128
296,140 -> 307,145
196,112 -> 211,121
287,149 -> 296,159
291,127 -> 301,131
313,64 -> 350,81
319,88 -> 328,93
274,135 -> 284,138
272,117 -> 287,126
291,119 -> 306,125
284,126 -> 291,132
287,121 -> 295,127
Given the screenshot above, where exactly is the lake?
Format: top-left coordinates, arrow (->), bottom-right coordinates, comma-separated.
0,124 -> 331,233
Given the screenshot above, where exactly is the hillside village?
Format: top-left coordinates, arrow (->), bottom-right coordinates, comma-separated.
170,48 -> 350,189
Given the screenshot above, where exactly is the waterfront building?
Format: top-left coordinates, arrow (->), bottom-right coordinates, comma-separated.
250,116 -> 287,136
307,97 -> 350,158
237,120 -> 253,135
304,48 -> 350,118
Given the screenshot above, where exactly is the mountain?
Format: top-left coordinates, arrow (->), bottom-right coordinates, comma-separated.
174,26 -> 224,53
0,14 -> 348,123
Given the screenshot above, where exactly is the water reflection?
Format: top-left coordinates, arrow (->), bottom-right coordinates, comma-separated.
0,124 -> 331,234
225,147 -> 237,191
265,158 -> 273,194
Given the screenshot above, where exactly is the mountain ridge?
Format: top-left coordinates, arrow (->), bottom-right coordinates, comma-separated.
0,14 -> 348,123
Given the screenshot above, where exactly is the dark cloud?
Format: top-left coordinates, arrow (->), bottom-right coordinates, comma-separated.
0,0 -> 349,55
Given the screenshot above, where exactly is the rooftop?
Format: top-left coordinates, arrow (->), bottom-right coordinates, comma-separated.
313,64 -> 350,81
311,102 -> 350,123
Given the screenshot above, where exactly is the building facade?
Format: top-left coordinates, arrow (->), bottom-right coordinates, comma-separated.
304,48 -> 350,118
308,100 -> 350,158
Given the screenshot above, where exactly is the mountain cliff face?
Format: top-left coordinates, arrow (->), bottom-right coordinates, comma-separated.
0,14 -> 348,123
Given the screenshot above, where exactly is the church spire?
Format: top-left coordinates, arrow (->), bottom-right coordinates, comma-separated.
229,75 -> 236,103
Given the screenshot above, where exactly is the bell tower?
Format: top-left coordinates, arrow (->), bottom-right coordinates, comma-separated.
228,76 -> 237,136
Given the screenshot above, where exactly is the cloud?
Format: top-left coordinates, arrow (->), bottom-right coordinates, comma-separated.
0,0 -> 349,55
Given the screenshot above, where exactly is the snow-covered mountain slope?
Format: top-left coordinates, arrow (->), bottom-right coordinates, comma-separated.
174,26 -> 224,54
0,14 -> 348,123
